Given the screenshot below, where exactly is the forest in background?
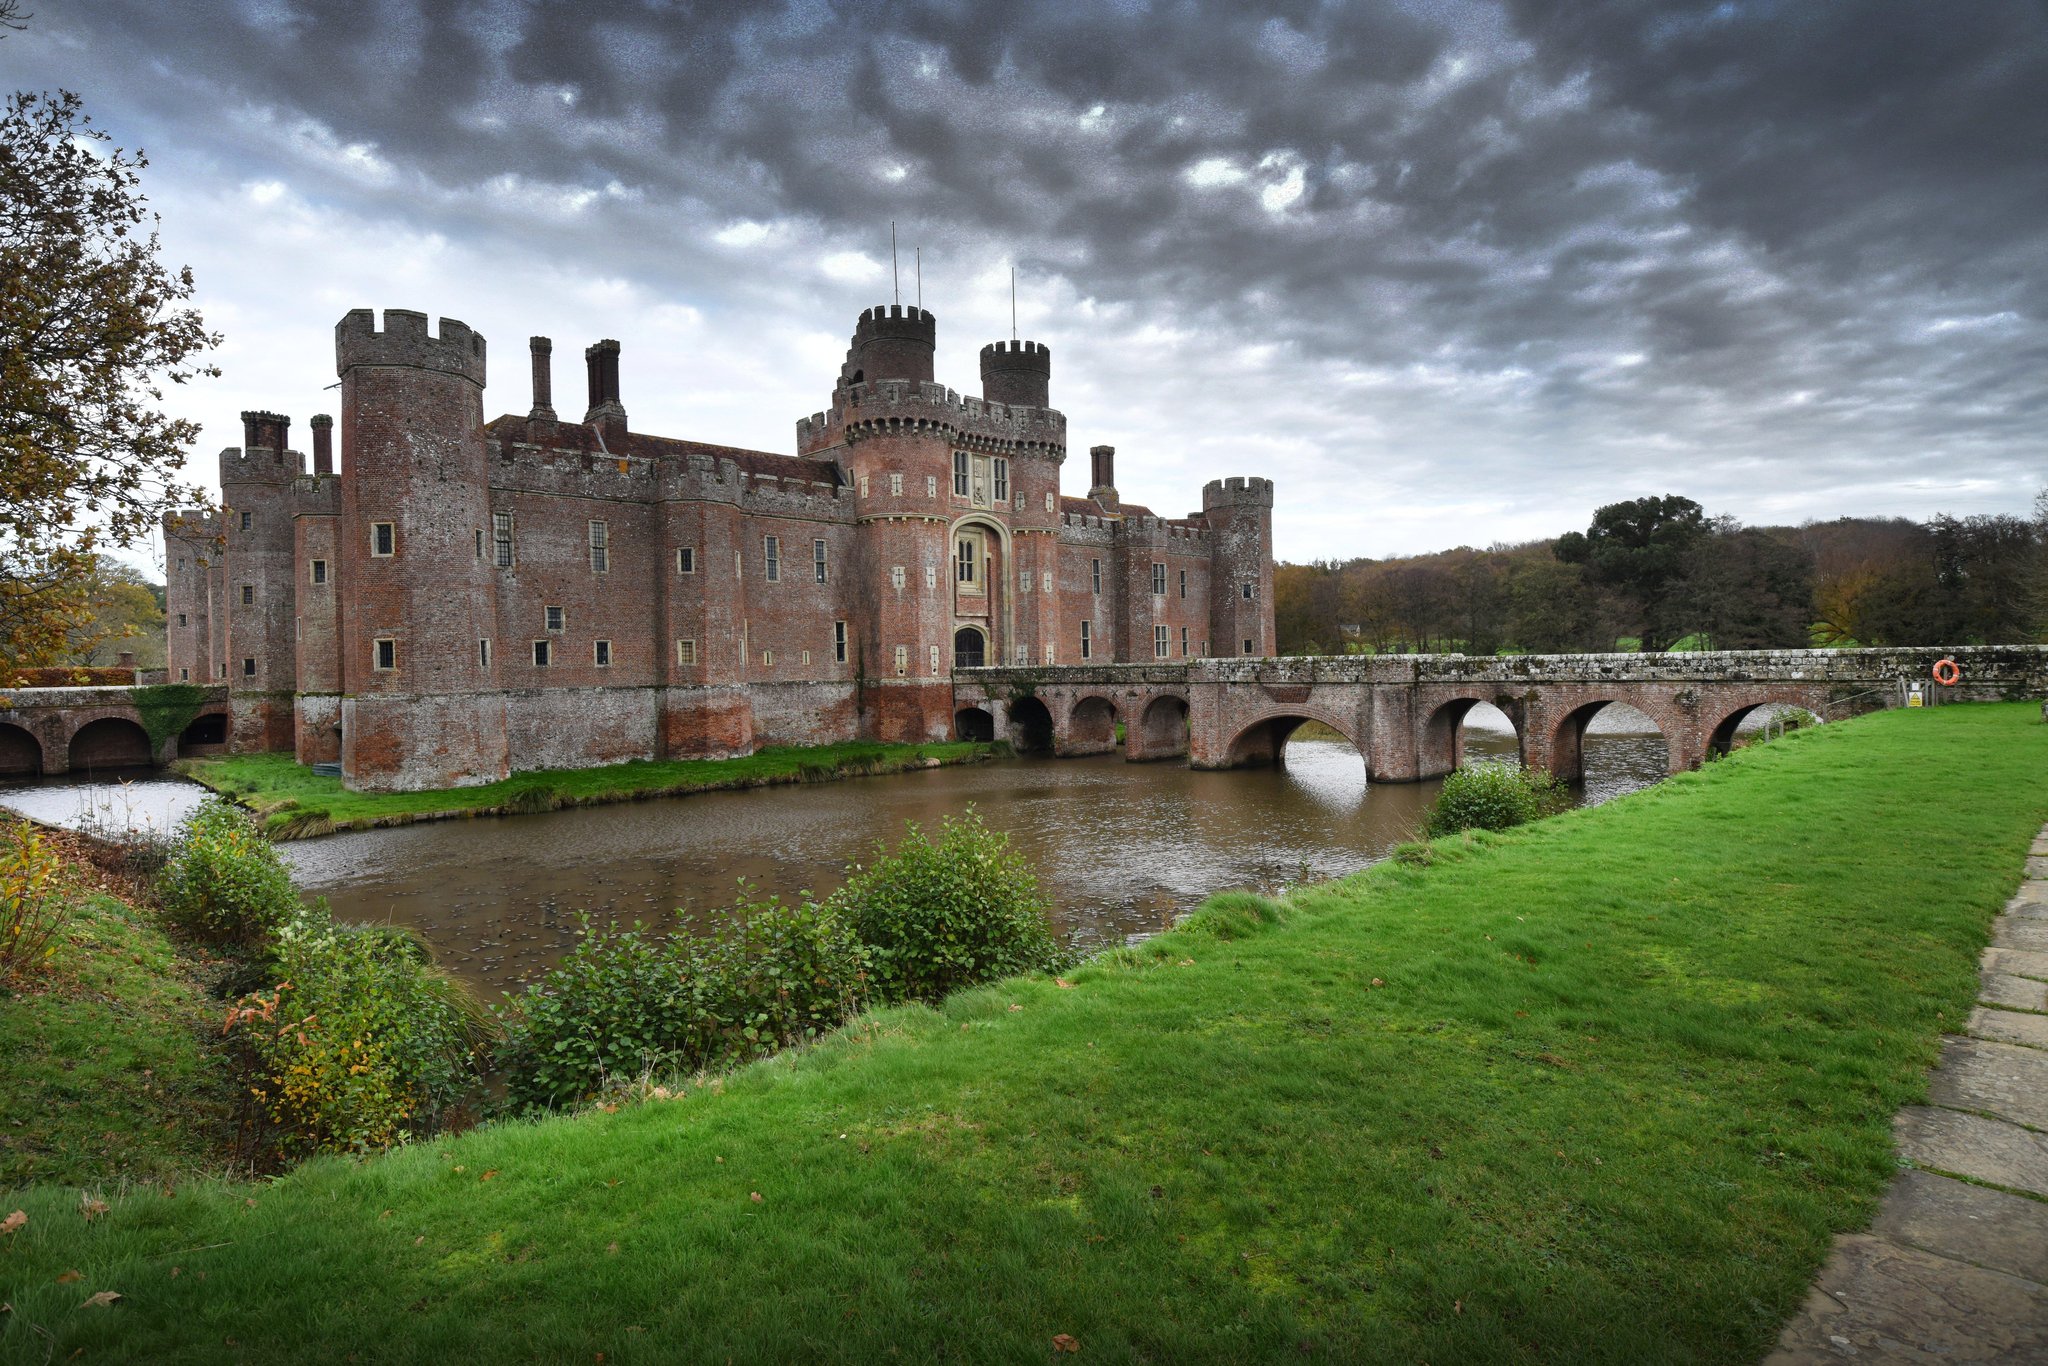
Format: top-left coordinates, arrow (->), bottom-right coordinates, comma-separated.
1275,493 -> 2048,657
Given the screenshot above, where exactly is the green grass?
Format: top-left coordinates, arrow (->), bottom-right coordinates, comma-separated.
181,741 -> 999,839
0,886 -> 240,1191
4,705 -> 2045,1363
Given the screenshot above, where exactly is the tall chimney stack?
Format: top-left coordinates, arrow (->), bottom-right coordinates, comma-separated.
529,336 -> 556,421
583,339 -> 627,447
310,413 -> 334,475
1088,444 -> 1117,506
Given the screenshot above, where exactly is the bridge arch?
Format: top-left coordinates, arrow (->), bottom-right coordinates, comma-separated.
1066,695 -> 1120,755
179,711 -> 229,751
1006,696 -> 1054,754
1545,700 -> 1672,782
953,706 -> 994,743
1133,693 -> 1190,761
1419,695 -> 1523,777
67,715 -> 154,771
1222,708 -> 1367,769
1705,700 -> 1817,758
0,722 -> 42,776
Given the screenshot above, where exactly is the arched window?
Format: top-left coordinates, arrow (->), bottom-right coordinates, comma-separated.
955,536 -> 979,587
953,627 -> 985,670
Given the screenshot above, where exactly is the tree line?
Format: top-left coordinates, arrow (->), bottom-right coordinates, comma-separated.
1275,493 -> 2048,657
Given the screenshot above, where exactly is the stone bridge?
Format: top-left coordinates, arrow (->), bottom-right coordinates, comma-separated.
0,685 -> 231,777
952,646 -> 2048,781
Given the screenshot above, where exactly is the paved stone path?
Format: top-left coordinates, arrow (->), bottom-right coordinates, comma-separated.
1767,829 -> 2048,1363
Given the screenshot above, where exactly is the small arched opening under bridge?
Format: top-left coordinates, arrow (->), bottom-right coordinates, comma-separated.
1006,696 -> 1054,754
1067,695 -> 1119,755
953,706 -> 995,743
1134,694 -> 1190,761
1546,700 -> 1671,799
68,716 -> 154,772
0,723 -> 42,777
1707,701 -> 1819,759
1419,697 -> 1523,777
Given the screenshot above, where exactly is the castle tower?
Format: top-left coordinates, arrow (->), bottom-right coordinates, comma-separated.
840,305 -> 935,387
979,339 -> 1050,408
218,410 -> 301,749
1204,477 -> 1276,657
333,308 -> 508,791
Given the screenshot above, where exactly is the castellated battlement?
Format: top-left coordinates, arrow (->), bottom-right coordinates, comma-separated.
219,444 -> 304,483
853,303 -> 936,343
802,377 -> 1067,457
289,474 -> 341,515
335,308 -> 487,385
980,338 -> 1051,408
1203,476 -> 1276,511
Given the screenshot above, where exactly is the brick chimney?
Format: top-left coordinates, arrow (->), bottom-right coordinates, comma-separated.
1088,444 -> 1118,508
310,413 -> 334,475
583,339 -> 627,448
529,336 -> 556,421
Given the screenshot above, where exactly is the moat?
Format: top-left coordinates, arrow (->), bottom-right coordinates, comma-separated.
2,712 -> 1675,990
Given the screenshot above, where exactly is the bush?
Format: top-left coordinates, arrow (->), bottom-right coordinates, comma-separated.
156,798 -> 300,945
0,820 -> 72,982
497,890 -> 870,1112
1424,764 -> 1568,838
229,914 -> 491,1154
826,808 -> 1061,1004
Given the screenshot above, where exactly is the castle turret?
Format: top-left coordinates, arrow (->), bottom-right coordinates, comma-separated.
980,339 -> 1050,408
841,305 -> 935,387
218,411 -> 301,748
334,307 -> 507,791
1204,476 -> 1275,658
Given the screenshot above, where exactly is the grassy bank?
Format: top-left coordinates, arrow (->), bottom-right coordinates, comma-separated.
181,741 -> 999,840
3,705 -> 2044,1363
0,835 -> 241,1190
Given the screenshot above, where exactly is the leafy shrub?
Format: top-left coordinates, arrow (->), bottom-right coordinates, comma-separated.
826,808 -> 1061,1004
156,798 -> 300,945
230,914 -> 492,1153
0,820 -> 72,982
1424,764 -> 1568,838
497,890 -> 869,1112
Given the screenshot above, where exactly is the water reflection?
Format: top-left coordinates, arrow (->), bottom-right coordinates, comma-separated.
1,708 -> 1683,992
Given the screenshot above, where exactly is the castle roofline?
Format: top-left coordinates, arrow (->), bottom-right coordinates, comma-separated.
484,415 -> 839,485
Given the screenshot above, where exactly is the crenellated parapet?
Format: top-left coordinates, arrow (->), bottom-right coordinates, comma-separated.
1202,476 -> 1276,513
980,338 -> 1051,408
336,308 -> 487,385
800,378 -> 1067,461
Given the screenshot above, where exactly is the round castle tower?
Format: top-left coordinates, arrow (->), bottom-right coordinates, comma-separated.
840,304 -> 936,387
334,308 -> 509,791
979,340 -> 1051,408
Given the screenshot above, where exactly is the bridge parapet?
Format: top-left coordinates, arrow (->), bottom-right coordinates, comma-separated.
0,684 -> 232,776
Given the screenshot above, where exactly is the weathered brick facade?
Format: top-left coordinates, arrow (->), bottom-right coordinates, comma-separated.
165,305 -> 1277,791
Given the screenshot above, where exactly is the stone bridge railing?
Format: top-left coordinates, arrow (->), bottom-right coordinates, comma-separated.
0,684 -> 231,777
953,645 -> 2048,781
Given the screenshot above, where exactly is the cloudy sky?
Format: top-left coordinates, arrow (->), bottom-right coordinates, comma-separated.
5,0 -> 2043,566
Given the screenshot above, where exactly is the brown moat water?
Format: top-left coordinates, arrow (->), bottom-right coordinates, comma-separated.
2,711 -> 1690,992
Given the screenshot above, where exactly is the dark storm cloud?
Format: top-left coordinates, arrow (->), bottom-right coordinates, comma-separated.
4,0 -> 2042,555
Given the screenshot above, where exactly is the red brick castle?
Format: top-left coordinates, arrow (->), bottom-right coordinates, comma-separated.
165,304 -> 1275,791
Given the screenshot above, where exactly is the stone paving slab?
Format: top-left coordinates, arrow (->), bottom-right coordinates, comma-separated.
1979,970 -> 2048,1011
1762,1234 -> 2048,1364
1967,1005 -> 2048,1050
1895,1107 -> 2048,1198
2027,856 -> 2048,879
1990,918 -> 2048,952
1927,1037 -> 2048,1129
2004,900 -> 2048,921
1872,1170 -> 2048,1286
2008,879 -> 2048,907
1979,946 -> 2048,981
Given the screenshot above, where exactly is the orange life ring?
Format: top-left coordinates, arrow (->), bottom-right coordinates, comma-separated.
1931,658 -> 1961,687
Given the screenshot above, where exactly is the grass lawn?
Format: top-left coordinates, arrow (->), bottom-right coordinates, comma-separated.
0,844 -> 241,1191
3,704 -> 2044,1363
182,740 -> 998,839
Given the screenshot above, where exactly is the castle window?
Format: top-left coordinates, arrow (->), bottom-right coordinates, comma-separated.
1042,571 -> 1052,592
764,535 -> 780,582
240,510 -> 251,531
893,645 -> 907,676
492,513 -> 513,567
545,605 -> 564,631
955,536 -> 979,587
1091,559 -> 1101,595
595,640 -> 612,668
310,560 -> 328,586
1242,638 -> 1254,655
241,584 -> 254,606
889,473 -> 903,497
177,613 -> 186,626
1181,626 -> 1189,656
589,521 -> 609,573
813,539 -> 828,583
476,529 -> 484,558
953,451 -> 969,497
1045,643 -> 1056,664
1154,626 -> 1169,659
890,565 -> 905,591
1151,563 -> 1166,596
1200,640 -> 1208,657
372,521 -> 395,557
1179,569 -> 1188,599
533,640 -> 552,667
801,650 -> 811,666
177,556 -> 185,570
677,547 -> 696,574
1079,621 -> 1092,660
479,639 -> 491,668
374,639 -> 395,671
992,458 -> 1009,502
242,656 -> 256,677
762,648 -> 774,667
926,475 -> 937,498
1241,582 -> 1255,600
179,668 -> 188,681
834,621 -> 847,663
677,638 -> 697,666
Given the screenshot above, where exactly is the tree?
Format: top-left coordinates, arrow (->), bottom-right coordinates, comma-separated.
1554,495 -> 1708,651
0,77 -> 220,664
1682,525 -> 1815,650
